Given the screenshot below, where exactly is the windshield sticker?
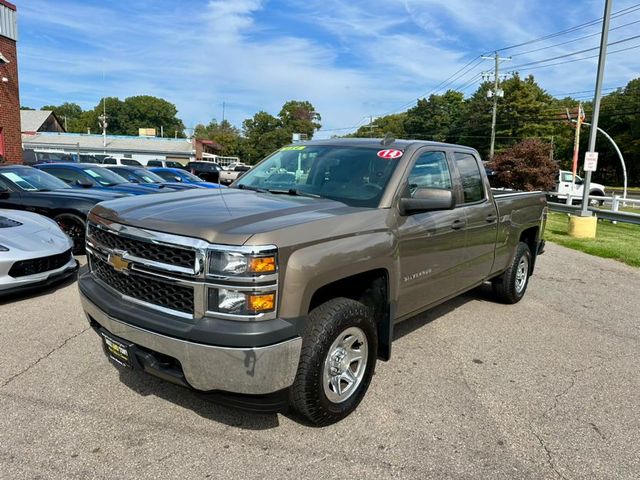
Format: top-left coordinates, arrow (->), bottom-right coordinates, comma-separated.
377,149 -> 403,159
280,146 -> 306,151
85,169 -> 100,178
1,172 -> 25,183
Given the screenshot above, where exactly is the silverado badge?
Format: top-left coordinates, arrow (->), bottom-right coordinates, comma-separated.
108,253 -> 130,273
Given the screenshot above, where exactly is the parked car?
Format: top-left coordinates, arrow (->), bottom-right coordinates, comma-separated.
148,167 -> 223,188
0,165 -> 126,252
549,170 -> 606,206
104,166 -> 204,191
0,209 -> 78,296
185,161 -> 222,182
219,163 -> 251,185
145,159 -> 186,169
100,157 -> 144,166
35,163 -> 161,196
79,138 -> 547,425
22,150 -> 76,166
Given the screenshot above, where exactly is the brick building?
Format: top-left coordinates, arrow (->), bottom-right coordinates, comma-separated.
0,0 -> 20,164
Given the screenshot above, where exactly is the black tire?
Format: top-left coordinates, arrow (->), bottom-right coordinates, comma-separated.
290,297 -> 377,426
54,213 -> 86,255
491,242 -> 532,304
589,191 -> 604,207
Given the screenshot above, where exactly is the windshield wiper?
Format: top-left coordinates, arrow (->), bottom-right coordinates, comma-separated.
237,184 -> 269,193
267,188 -> 321,198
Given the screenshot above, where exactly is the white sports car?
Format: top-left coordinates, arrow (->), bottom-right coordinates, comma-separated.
0,209 -> 78,296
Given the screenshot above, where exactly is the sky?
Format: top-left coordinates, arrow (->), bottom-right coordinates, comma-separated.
14,0 -> 640,138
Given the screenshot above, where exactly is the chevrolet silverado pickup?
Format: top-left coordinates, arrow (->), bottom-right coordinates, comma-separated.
79,138 -> 547,425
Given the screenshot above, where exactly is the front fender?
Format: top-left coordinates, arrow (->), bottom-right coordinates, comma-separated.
278,231 -> 398,319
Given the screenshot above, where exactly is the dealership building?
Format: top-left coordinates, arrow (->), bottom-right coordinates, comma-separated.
0,0 -> 20,164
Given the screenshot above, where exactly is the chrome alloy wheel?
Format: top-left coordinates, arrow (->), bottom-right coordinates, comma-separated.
515,256 -> 529,294
323,326 -> 369,404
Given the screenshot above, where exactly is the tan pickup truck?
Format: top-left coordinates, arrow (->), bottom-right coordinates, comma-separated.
79,138 -> 547,425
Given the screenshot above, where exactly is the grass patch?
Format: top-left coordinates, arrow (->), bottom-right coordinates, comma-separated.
545,212 -> 640,267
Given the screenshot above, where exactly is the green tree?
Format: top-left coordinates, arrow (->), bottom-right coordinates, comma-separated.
404,90 -> 467,142
41,102 -> 84,131
242,111 -> 289,163
350,113 -> 407,138
278,100 -> 321,138
194,119 -> 243,157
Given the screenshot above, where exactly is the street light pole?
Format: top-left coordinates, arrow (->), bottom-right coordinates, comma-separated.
580,0 -> 613,216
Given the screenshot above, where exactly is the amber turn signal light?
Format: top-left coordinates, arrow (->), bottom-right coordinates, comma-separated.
248,256 -> 276,273
247,293 -> 276,313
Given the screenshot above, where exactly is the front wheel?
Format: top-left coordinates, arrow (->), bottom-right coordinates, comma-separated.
54,213 -> 86,255
491,242 -> 532,304
290,297 -> 377,426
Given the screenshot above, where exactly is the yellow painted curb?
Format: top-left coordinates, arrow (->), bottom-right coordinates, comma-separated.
568,215 -> 597,239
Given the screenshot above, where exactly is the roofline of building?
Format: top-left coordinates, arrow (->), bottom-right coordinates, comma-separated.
0,0 -> 16,11
30,132 -> 193,143
21,143 -> 193,156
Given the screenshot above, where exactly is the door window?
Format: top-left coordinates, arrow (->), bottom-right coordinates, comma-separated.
454,152 -> 484,203
407,151 -> 451,196
44,167 -> 87,185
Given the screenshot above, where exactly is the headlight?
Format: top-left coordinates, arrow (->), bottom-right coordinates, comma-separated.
208,288 -> 276,315
207,249 -> 277,276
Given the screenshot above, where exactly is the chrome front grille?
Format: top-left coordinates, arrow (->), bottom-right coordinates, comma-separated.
90,254 -> 194,314
87,224 -> 195,269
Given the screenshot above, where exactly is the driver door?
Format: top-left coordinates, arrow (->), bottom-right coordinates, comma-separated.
396,149 -> 468,318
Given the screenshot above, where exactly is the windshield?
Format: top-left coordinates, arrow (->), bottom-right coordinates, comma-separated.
181,171 -> 204,182
130,169 -> 166,183
82,167 -> 128,186
235,145 -> 400,207
0,167 -> 71,191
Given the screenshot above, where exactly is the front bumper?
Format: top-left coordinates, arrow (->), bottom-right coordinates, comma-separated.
0,257 -> 78,296
81,292 -> 302,395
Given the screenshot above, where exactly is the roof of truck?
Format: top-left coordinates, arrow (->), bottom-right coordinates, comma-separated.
293,137 -> 479,151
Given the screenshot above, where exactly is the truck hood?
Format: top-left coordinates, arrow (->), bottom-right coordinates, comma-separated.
91,188 -> 367,245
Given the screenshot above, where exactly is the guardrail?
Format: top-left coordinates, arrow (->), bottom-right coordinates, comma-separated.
547,201 -> 640,225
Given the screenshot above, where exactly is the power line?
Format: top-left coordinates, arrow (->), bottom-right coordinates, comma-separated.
510,18 -> 640,57
493,2 -> 640,53
508,33 -> 640,70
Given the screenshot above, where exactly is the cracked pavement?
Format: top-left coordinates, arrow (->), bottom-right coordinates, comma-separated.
1,243 -> 639,479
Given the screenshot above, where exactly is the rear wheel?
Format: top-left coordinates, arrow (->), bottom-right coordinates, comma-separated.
54,213 -> 86,255
290,298 -> 377,426
491,242 -> 532,304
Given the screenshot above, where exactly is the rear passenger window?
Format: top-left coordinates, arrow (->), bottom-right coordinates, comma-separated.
407,151 -> 451,196
454,152 -> 484,203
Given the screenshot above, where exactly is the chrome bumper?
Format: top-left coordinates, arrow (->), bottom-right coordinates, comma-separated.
80,293 -> 302,394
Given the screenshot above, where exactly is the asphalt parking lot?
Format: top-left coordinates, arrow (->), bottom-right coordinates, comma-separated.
1,243 -> 639,479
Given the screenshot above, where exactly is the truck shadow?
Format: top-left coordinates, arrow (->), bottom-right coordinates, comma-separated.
115,284 -> 495,430
393,284 -> 495,341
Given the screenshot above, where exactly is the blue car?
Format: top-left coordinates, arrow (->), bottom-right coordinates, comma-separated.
104,165 -> 204,191
35,163 -> 159,195
149,167 -> 223,189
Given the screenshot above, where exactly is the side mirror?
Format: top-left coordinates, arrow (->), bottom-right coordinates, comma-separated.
174,176 -> 183,182
399,188 -> 455,215
0,185 -> 9,194
76,179 -> 93,188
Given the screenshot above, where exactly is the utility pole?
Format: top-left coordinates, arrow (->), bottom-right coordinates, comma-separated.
222,101 -> 226,124
97,97 -> 108,153
481,52 -> 511,159
580,0 -> 612,217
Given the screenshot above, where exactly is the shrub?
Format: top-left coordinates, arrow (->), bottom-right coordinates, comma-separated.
487,139 -> 558,191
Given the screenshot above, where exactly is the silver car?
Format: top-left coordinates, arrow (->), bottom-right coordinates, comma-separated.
0,209 -> 78,295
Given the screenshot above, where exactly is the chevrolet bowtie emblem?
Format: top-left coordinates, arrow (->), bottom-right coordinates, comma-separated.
108,253 -> 130,272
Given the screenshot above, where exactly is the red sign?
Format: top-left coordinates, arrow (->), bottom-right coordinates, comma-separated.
377,149 -> 403,159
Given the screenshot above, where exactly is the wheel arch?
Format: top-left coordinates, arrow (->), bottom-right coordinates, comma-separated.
308,269 -> 393,361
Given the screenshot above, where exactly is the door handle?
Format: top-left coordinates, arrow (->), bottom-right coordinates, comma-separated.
451,219 -> 466,230
486,213 -> 497,223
